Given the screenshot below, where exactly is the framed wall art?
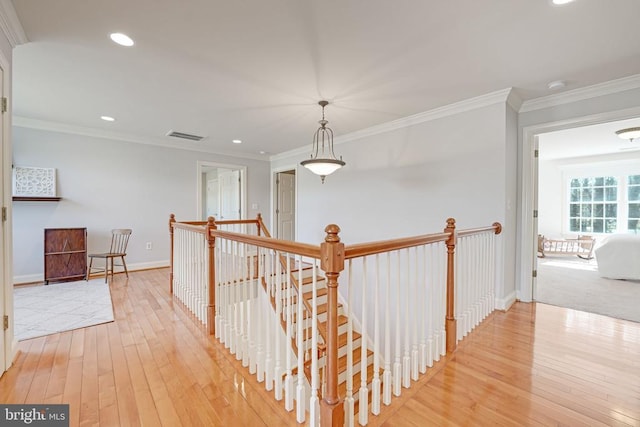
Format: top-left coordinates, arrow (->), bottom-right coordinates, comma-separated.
12,166 -> 58,198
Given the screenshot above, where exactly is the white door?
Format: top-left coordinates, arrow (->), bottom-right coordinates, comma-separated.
0,64 -> 7,374
277,171 -> 295,240
206,178 -> 219,219
219,169 -> 240,220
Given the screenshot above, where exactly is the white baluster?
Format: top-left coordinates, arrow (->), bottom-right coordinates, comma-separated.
393,251 -> 402,397
411,247 -> 419,381
285,253 -> 294,411
359,257 -> 369,426
372,255 -> 381,415
383,252 -> 392,406
296,255 -> 306,423
344,259 -> 354,427
274,252 -> 283,401
265,251 -> 273,391
309,261 -> 319,427
256,246 -> 265,383
403,248 -> 411,389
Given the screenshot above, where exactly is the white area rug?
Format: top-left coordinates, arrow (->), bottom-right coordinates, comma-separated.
14,278 -> 115,341
537,255 -> 640,323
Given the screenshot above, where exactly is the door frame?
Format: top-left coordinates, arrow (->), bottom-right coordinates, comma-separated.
196,161 -> 247,221
271,165 -> 298,240
518,106 -> 640,302
0,57 -> 13,374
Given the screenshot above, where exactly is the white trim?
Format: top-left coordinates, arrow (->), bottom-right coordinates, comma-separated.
13,116 -> 267,161
494,291 -> 516,311
0,0 -> 27,47
13,260 -> 170,284
519,74 -> 640,113
518,106 -> 640,303
271,88 -> 513,161
506,90 -> 523,112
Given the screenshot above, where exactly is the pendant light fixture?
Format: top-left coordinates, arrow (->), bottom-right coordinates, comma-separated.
615,127 -> 640,142
301,101 -> 345,183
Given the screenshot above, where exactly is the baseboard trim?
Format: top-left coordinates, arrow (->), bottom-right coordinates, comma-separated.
495,291 -> 517,311
13,260 -> 170,285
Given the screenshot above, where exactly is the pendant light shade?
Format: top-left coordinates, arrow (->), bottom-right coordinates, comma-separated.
301,101 -> 345,183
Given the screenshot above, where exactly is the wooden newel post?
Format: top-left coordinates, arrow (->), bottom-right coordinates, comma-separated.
169,214 -> 176,294
444,217 -> 457,354
256,213 -> 262,236
320,224 -> 345,427
206,216 -> 217,335
493,222 -> 503,235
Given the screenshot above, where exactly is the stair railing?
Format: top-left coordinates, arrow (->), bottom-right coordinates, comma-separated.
169,214 -> 502,427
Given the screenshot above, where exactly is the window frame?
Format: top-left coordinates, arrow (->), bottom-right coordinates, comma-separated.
564,170 -> 640,236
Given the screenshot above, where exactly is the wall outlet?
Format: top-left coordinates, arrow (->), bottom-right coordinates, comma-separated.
146,242 -> 152,250
251,203 -> 259,210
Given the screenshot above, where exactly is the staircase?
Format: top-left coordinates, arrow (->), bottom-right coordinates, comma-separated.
260,255 -> 377,419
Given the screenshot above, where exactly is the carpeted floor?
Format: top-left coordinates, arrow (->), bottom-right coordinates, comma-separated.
14,278 -> 115,341
536,255 -> 640,323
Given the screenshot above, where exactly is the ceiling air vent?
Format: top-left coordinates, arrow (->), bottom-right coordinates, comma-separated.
166,130 -> 205,142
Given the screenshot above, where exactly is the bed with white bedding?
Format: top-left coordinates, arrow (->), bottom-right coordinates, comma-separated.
595,234 -> 640,280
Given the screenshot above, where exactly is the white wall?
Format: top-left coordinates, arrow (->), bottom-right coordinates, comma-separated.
12,126 -> 271,283
272,97 -> 515,305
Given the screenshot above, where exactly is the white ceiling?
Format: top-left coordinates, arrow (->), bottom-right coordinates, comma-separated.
10,0 -> 640,159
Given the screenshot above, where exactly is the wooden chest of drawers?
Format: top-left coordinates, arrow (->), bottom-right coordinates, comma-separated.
44,228 -> 87,284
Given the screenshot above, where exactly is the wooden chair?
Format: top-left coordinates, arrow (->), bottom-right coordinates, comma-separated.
87,229 -> 132,283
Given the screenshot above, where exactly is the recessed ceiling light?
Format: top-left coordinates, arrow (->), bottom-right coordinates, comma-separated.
100,116 -> 115,122
547,80 -> 566,90
232,139 -> 242,144
259,151 -> 266,154
110,32 -> 134,47
552,0 -> 575,5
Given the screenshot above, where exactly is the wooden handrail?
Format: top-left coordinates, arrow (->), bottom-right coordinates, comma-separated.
457,222 -> 502,237
171,222 -> 207,234
344,232 -> 451,259
210,229 -> 321,259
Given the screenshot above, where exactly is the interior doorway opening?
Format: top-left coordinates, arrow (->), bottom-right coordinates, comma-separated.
197,161 -> 246,221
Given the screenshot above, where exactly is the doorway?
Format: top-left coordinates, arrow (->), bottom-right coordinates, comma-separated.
274,170 -> 296,240
520,108 -> 640,303
197,162 -> 246,221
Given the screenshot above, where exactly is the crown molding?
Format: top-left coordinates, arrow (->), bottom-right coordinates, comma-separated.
0,0 -> 28,47
519,74 -> 640,113
272,88 -> 514,161
13,116 -> 268,161
506,90 -> 523,112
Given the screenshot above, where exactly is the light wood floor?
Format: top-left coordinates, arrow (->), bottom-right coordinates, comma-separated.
1,268 -> 639,426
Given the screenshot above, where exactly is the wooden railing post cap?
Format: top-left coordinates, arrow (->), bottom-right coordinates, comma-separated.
446,218 -> 456,229
321,224 -> 344,273
324,224 -> 341,242
493,222 -> 503,235
207,216 -> 216,227
257,212 -> 262,220
170,213 -> 175,221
